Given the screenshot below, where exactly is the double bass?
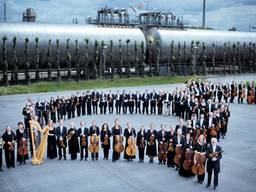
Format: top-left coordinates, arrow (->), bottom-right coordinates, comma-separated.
88,134 -> 99,153
183,147 -> 195,171
114,135 -> 124,153
126,136 -> 136,156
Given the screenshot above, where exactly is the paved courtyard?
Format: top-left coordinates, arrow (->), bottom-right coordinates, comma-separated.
0,74 -> 256,192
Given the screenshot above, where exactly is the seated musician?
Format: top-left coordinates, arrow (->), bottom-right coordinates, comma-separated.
206,137 -> 222,190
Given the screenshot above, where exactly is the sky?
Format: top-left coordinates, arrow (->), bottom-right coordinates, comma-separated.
0,0 -> 256,31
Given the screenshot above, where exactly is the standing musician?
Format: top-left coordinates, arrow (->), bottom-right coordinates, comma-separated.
136,126 -> 146,163
150,90 -> 157,115
99,91 -> 107,114
112,118 -> 123,162
77,121 -> 89,161
60,96 -> 66,120
193,134 -> 207,184
122,90 -> 128,114
128,91 -> 135,114
55,119 -> 67,160
0,135 -> 3,171
47,120 -> 57,159
179,133 -> 194,177
89,120 -> 100,161
107,90 -> 114,114
174,128 -> 184,170
67,122 -> 79,160
49,97 -> 57,123
146,123 -> 158,163
81,92 -> 87,116
206,137 -> 222,190
86,90 -> 92,115
115,90 -> 122,114
157,91 -> 164,115
124,122 -> 136,161
167,125 -> 176,168
157,124 -> 168,164
16,122 -> 28,165
142,89 -> 150,115
2,126 -> 16,169
135,91 -> 142,114
76,92 -> 82,117
92,91 -> 99,114
100,123 -> 112,160
230,81 -> 237,103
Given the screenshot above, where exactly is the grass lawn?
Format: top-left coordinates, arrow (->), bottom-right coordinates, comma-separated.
0,76 -> 197,96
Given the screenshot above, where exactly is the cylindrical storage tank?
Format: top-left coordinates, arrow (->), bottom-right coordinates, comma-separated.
0,23 -> 146,69
144,27 -> 256,63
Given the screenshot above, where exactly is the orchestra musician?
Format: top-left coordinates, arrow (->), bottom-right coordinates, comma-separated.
167,125 -> 176,168
100,123 -> 112,160
112,118 -> 122,162
55,119 -> 67,160
136,126 -> 146,163
77,121 -> 89,161
16,122 -> 28,165
89,120 -> 100,160
135,91 -> 142,114
67,122 -> 79,160
107,90 -> 114,114
146,123 -> 158,163
99,91 -> 107,114
2,126 -> 16,169
206,137 -> 222,190
115,90 -> 122,114
124,122 -> 136,161
81,92 -> 87,116
0,135 -> 3,171
46,120 -> 57,159
142,89 -> 150,115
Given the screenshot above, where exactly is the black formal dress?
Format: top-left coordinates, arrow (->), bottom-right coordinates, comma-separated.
124,128 -> 136,160
136,130 -> 146,162
2,131 -> 16,168
194,142 -> 207,183
100,129 -> 112,160
112,126 -> 122,162
146,129 -> 158,163
16,129 -> 29,164
167,131 -> 176,167
47,128 -> 57,159
68,128 -> 80,160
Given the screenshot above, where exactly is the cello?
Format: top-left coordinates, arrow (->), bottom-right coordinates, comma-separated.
158,141 -> 168,162
88,134 -> 99,153
114,135 -> 124,153
183,147 -> 195,171
126,136 -> 137,157
18,137 -> 28,157
174,144 -> 183,165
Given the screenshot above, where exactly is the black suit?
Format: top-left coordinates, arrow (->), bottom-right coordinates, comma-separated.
77,127 -> 89,160
55,126 -> 67,159
0,147 -> 2,170
206,145 -> 222,187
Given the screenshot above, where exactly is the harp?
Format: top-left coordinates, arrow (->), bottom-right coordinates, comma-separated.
29,120 -> 49,165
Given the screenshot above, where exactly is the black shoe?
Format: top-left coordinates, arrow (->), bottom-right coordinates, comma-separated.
64,157 -> 67,160
205,185 -> 210,188
214,186 -> 217,190
92,158 -> 95,161
80,158 -> 83,161
96,158 -> 98,161
0,169 -> 3,172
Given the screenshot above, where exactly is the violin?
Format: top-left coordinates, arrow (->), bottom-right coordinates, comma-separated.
88,134 -> 99,153
126,136 -> 136,157
114,135 -> 124,153
59,138 -> 65,148
139,137 -> 145,148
